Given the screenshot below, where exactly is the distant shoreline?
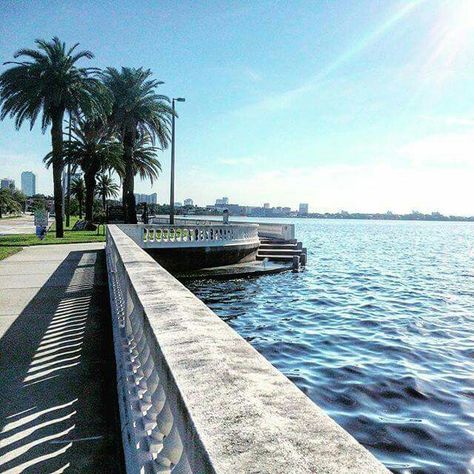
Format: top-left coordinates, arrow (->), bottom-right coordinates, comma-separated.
179,212 -> 474,223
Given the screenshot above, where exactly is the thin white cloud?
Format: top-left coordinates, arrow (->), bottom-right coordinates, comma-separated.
243,67 -> 262,83
218,156 -> 255,166
418,114 -> 474,127
400,130 -> 474,166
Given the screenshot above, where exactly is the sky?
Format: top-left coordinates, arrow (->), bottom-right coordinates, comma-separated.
1,0 -> 474,215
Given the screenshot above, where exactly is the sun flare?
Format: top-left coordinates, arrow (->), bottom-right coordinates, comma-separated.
455,0 -> 474,29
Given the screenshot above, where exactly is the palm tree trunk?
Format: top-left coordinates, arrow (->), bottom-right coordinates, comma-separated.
79,198 -> 83,219
102,193 -> 106,211
123,130 -> 137,224
84,170 -> 96,222
121,177 -> 126,216
51,111 -> 65,238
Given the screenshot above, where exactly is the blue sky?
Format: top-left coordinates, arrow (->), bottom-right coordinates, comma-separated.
1,0 -> 474,214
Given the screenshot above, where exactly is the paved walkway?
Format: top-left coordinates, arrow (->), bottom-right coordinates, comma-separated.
0,243 -> 123,473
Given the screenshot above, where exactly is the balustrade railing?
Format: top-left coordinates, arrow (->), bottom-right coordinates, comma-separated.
106,228 -> 206,473
150,217 -> 295,241
142,224 -> 258,245
117,223 -> 259,248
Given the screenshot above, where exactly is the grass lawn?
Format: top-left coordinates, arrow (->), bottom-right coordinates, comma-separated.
0,216 -> 106,261
0,246 -> 23,260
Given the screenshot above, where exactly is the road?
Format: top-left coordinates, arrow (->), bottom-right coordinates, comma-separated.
0,215 -> 53,235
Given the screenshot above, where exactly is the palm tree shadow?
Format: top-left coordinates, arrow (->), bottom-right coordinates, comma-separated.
0,249 -> 123,473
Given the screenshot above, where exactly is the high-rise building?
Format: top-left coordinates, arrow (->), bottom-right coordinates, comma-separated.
1,178 -> 15,190
263,202 -> 270,209
21,171 -> 36,196
184,198 -> 194,206
134,193 -> 157,205
298,203 -> 309,215
215,197 -> 229,206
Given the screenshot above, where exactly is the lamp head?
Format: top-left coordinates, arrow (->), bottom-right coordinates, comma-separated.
176,97 -> 186,102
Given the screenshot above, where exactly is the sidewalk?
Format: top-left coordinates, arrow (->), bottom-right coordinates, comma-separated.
0,243 -> 123,472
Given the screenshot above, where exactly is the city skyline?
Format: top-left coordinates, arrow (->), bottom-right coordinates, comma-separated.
1,1 -> 474,215
0,174 -> 464,217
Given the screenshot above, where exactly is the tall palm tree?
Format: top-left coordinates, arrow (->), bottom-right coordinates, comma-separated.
96,173 -> 119,211
44,117 -> 121,221
115,132 -> 162,187
103,67 -> 172,223
70,176 -> 85,219
0,37 -> 108,237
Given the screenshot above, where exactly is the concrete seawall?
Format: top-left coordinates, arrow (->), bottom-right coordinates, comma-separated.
106,224 -> 389,473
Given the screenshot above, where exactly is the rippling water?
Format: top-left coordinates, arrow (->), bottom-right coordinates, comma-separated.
184,219 -> 474,473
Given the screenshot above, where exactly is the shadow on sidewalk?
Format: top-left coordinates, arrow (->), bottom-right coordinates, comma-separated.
0,249 -> 123,473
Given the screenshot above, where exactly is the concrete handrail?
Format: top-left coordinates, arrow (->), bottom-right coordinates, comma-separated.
255,222 -> 295,241
151,216 -> 296,241
106,224 -> 388,473
117,223 -> 259,249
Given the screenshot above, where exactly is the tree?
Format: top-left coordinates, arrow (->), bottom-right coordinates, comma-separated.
0,37 -> 108,237
96,173 -> 119,211
103,67 -> 172,223
115,132 -> 162,187
11,189 -> 26,212
70,176 -> 85,219
45,117 -> 121,221
0,188 -> 21,218
29,195 -> 47,213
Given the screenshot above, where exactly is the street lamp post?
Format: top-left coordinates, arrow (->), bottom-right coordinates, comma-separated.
170,97 -> 185,225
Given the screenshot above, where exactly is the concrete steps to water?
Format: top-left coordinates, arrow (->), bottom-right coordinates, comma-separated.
257,238 -> 307,269
258,248 -> 303,255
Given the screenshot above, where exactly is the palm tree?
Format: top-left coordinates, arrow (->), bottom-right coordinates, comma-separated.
0,37 -> 108,237
44,117 -> 121,221
115,132 -> 162,186
96,173 -> 119,211
103,67 -> 172,223
70,177 -> 85,219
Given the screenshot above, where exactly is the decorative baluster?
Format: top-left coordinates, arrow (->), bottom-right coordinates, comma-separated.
154,424 -> 184,471
143,383 -> 166,432
136,346 -> 154,392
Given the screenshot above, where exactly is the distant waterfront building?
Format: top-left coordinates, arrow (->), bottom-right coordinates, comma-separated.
134,193 -> 157,205
298,203 -> 309,215
1,178 -> 15,190
174,202 -> 182,208
21,171 -> 36,196
215,197 -> 229,206
263,202 -> 270,209
184,198 -> 194,206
